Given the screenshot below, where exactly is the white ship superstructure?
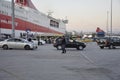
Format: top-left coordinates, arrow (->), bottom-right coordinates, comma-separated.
0,0 -> 68,37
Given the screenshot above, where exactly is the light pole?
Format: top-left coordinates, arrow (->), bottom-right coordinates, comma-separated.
11,0 -> 15,38
106,11 -> 109,35
0,19 -> 1,38
110,0 -> 112,35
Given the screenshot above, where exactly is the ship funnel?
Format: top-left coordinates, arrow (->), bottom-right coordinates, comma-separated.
62,17 -> 68,24
15,0 -> 37,10
62,20 -> 68,24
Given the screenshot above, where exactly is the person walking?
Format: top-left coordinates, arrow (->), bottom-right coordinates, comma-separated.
61,36 -> 66,53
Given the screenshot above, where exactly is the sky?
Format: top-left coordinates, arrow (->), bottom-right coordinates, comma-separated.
32,0 -> 120,33
7,0 -> 120,33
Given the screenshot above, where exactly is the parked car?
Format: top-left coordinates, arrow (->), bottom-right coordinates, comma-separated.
98,36 -> 120,49
32,39 -> 46,45
0,38 -> 5,41
53,37 -> 86,50
39,39 -> 46,45
0,38 -> 38,50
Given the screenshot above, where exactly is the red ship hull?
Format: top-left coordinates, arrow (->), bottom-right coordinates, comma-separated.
0,14 -> 62,34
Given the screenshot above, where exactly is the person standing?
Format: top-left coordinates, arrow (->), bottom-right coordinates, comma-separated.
61,36 -> 66,53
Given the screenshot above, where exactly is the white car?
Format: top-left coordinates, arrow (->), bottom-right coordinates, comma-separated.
0,38 -> 38,50
32,39 -> 46,45
39,39 -> 46,45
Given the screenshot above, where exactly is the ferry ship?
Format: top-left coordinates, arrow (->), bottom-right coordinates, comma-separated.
0,0 -> 68,38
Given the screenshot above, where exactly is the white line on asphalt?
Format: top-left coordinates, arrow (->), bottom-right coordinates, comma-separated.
0,68 -> 24,80
80,52 -> 94,64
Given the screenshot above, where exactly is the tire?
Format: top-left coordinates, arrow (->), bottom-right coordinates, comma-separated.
40,42 -> 43,45
2,45 -> 8,50
38,42 -> 42,45
109,45 -> 113,49
100,46 -> 104,49
57,45 -> 62,50
77,46 -> 83,50
24,45 -> 30,50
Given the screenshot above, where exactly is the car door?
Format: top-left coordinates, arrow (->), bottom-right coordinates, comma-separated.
113,38 -> 120,46
15,39 -> 25,49
66,40 -> 76,48
7,38 -> 16,48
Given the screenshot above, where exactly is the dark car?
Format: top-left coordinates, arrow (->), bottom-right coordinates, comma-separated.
53,37 -> 86,50
98,36 -> 120,49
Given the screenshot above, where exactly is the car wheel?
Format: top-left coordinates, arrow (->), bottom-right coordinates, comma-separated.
2,45 -> 8,50
39,42 -> 42,45
109,45 -> 113,49
40,42 -> 43,45
24,45 -> 30,50
77,46 -> 83,50
100,46 -> 104,49
57,45 -> 62,50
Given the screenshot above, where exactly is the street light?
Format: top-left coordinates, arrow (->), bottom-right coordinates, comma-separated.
106,11 -> 109,35
110,0 -> 112,35
0,18 -> 1,38
11,0 -> 15,38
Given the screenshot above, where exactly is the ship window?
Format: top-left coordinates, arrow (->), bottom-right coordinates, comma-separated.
20,0 -> 23,1
20,0 -> 24,3
1,10 -> 8,15
50,20 -> 59,28
2,11 -> 4,14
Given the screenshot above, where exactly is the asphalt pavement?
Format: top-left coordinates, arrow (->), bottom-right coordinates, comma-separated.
0,42 -> 120,80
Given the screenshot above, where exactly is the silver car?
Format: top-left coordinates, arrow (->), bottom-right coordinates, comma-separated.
39,39 -> 46,45
0,38 -> 38,50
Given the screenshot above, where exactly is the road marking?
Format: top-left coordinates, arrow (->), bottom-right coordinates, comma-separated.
0,68 -> 24,80
80,52 -> 94,64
